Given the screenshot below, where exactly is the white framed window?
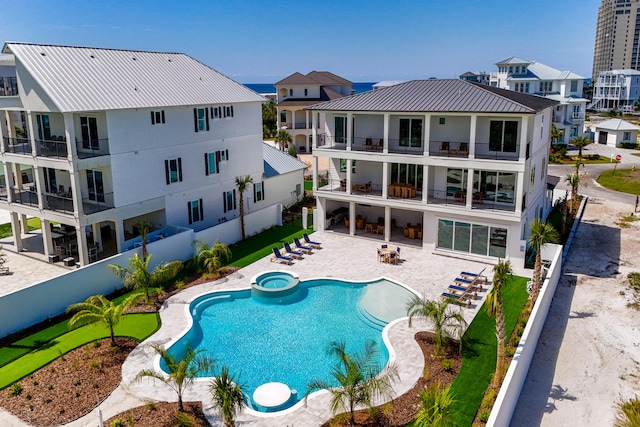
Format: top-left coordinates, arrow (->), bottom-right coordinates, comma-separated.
571,80 -> 578,92
539,81 -> 553,93
254,181 -> 264,202
340,159 -> 356,173
194,108 -> 209,132
165,158 -> 182,184
223,190 -> 236,213
530,166 -> 536,186
151,110 -> 165,125
188,199 -> 203,224
399,118 -> 423,147
624,131 -> 631,140
204,150 -> 228,175
489,120 -> 518,152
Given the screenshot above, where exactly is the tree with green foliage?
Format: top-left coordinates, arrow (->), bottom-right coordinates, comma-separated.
550,124 -> 562,144
414,382 -> 457,427
288,145 -> 298,158
406,296 -> 467,355
275,129 -> 292,151
108,253 -> 182,300
262,100 -> 277,138
527,218 -> 560,304
136,343 -> 214,412
137,220 -> 152,261
66,293 -> 141,346
570,135 -> 592,162
194,239 -> 232,274
614,396 -> 640,427
486,259 -> 513,388
564,171 -> 584,215
305,340 -> 399,426
210,365 -> 245,427
235,175 -> 253,241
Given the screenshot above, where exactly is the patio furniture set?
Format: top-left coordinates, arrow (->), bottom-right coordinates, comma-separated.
376,244 -> 400,264
440,269 -> 487,308
271,234 -> 322,264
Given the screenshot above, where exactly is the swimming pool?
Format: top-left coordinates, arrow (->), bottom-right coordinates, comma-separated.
165,274 -> 416,412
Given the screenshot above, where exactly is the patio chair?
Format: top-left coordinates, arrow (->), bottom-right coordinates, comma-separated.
293,237 -> 313,254
460,268 -> 487,284
448,284 -> 477,298
303,233 -> 321,248
439,141 -> 450,155
283,242 -> 304,259
271,247 -> 293,265
457,142 -> 468,155
454,277 -> 483,291
386,252 -> 398,264
377,248 -> 385,262
440,292 -> 471,308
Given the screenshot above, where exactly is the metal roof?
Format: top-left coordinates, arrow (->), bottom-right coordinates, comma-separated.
275,71 -> 352,86
3,42 -> 265,112
594,118 -> 640,131
306,79 -> 558,114
495,56 -> 531,65
262,143 -> 307,178
276,87 -> 344,107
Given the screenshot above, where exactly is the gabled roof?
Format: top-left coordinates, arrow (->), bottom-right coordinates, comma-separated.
306,79 -> 557,114
495,56 -> 531,65
275,71 -> 352,86
262,143 -> 307,178
594,118 -> 640,131
2,42 -> 265,112
527,61 -> 584,81
277,86 -> 345,107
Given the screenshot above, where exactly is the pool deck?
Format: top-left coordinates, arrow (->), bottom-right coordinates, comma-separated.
54,231 -> 528,427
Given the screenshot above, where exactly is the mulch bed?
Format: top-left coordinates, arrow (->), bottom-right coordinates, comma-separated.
105,402 -> 210,427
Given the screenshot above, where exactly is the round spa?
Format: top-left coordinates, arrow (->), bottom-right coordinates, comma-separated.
250,271 -> 300,300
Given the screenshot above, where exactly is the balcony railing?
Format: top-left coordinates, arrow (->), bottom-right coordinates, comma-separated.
45,193 -> 74,214
10,188 -> 39,207
83,192 -> 115,214
0,185 -> 7,201
0,77 -> 18,96
572,112 -> 584,119
426,188 -> 516,212
76,139 -> 110,158
474,142 -> 520,161
36,138 -> 68,158
294,122 -> 309,129
428,141 -> 469,158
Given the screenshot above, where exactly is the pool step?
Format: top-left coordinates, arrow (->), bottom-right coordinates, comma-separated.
356,301 -> 387,331
192,294 -> 233,316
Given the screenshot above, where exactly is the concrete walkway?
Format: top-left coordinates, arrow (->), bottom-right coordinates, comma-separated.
9,230 -> 522,427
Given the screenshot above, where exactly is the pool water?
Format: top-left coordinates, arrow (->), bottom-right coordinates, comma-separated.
167,278 -> 414,411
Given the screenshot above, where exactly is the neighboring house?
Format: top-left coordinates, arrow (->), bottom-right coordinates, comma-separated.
262,143 -> 307,207
590,118 -> 640,147
590,69 -> 640,111
0,42 -> 304,266
275,71 -> 352,154
459,71 -> 490,85
372,80 -> 406,90
489,57 -> 588,144
307,79 -> 557,268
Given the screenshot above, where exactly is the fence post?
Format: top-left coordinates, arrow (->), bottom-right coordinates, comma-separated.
302,207 -> 308,229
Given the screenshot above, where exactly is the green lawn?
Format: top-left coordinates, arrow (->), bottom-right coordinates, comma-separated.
0,320 -> 71,368
0,217 -> 42,239
597,168 -> 640,195
0,313 -> 159,390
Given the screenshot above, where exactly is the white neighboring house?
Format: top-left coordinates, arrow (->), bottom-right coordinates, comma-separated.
275,71 -> 352,154
590,118 -> 640,147
459,71 -> 490,85
0,42 -> 304,266
489,57 -> 588,145
590,69 -> 640,111
307,79 -> 557,268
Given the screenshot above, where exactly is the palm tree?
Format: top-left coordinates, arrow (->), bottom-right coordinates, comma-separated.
275,129 -> 292,151
136,343 -> 214,412
406,296 -> 467,355
137,220 -> 152,261
550,124 -> 561,144
66,293 -> 141,346
305,340 -> 399,426
414,382 -> 457,427
235,175 -> 253,241
108,253 -> 182,301
564,172 -> 581,215
486,259 -> 513,388
209,365 -> 245,427
570,135 -> 592,162
194,240 -> 232,274
527,218 -> 560,304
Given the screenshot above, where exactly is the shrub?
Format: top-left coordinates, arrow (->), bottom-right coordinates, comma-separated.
48,384 -> 54,390
619,142 -> 639,149
511,335 -> 521,347
478,409 -> 491,422
516,326 -> 525,337
146,401 -> 157,411
88,360 -> 103,371
615,396 -> 640,426
441,358 -> 454,372
28,404 -> 34,411
481,388 -> 496,409
32,380 -> 38,386
9,382 -> 22,396
175,280 -> 185,290
171,411 -> 196,427
505,347 -> 516,357
629,272 -> 640,291
110,419 -> 125,427
26,393 -> 32,400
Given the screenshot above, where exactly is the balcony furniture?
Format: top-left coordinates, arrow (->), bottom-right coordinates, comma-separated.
365,223 -> 374,233
352,182 -> 371,194
356,216 -> 366,229
344,218 -> 350,228
340,179 -> 346,190
48,254 -> 60,263
456,142 -> 468,155
63,257 -> 76,267
439,141 -> 450,155
472,192 -> 484,203
375,224 -> 385,235
453,189 -> 466,203
88,246 -> 99,263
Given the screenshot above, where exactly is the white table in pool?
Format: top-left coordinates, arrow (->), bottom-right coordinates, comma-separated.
252,382 -> 292,408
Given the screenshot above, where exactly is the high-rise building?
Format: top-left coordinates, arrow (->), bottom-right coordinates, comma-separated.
592,0 -> 640,82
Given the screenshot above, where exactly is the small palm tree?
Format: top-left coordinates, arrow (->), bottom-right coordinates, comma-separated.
550,124 -> 561,144
570,135 -> 592,162
275,129 -> 292,151
564,172 -> 581,214
66,293 -> 141,346
486,259 -> 513,388
527,218 -> 560,304
194,240 -> 232,274
137,220 -> 152,261
235,175 -> 253,241
136,343 -> 214,412
210,365 -> 245,427
108,253 -> 182,301
305,340 -> 399,426
414,382 -> 457,427
407,296 -> 467,355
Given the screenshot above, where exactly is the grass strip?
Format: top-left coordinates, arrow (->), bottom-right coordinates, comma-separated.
0,218 -> 42,239
597,168 -> 640,195
0,320 -> 70,368
0,313 -> 159,390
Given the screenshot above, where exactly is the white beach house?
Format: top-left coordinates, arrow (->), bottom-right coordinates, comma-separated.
307,79 -> 558,268
590,69 -> 640,111
0,42 -> 305,266
590,118 -> 640,147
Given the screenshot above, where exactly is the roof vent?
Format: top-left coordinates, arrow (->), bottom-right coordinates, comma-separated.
168,58 -> 172,62
40,52 -> 46,56
132,57 -> 137,61
90,55 -> 95,59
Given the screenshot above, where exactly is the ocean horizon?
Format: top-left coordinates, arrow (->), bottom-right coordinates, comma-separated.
243,82 -> 376,95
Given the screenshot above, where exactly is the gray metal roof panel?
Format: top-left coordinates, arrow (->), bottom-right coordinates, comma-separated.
4,42 -> 265,112
306,80 -> 557,113
262,143 -> 307,178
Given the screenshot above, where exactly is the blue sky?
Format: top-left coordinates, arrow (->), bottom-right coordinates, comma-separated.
1,0 -> 600,83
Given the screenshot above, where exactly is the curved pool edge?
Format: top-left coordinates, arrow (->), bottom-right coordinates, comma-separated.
126,274 -> 423,420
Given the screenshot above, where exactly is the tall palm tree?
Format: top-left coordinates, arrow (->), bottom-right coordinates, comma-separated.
210,365 -> 245,427
570,135 -> 592,162
194,240 -> 232,274
406,296 -> 467,355
305,340 -> 399,426
108,253 -> 182,301
564,172 -> 581,215
414,382 -> 457,427
275,129 -> 292,151
136,343 -> 214,412
527,218 -> 560,304
486,259 -> 513,388
66,293 -> 141,346
137,220 -> 152,261
235,175 -> 253,241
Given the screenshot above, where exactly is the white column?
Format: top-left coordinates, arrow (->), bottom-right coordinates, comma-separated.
422,165 -> 429,203
76,225 -> 89,266
3,162 -> 14,203
114,220 -> 125,254
469,115 -> 477,159
519,115 -> 529,160
69,170 -> 84,217
516,171 -> 525,214
383,113 -> 389,154
312,156 -> 318,191
466,169 -> 474,208
346,112 -> 353,151
10,212 -> 22,252
41,219 -> 53,257
33,166 -> 46,211
0,110 -> 7,153
423,114 -> 431,156
92,223 -> 103,252
382,162 -> 389,198
5,111 -> 15,139
64,113 -> 78,161
346,160 -> 352,195
384,206 -> 391,241
20,214 -> 29,234
25,111 -> 37,156
349,201 -> 355,236
311,111 -> 318,149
